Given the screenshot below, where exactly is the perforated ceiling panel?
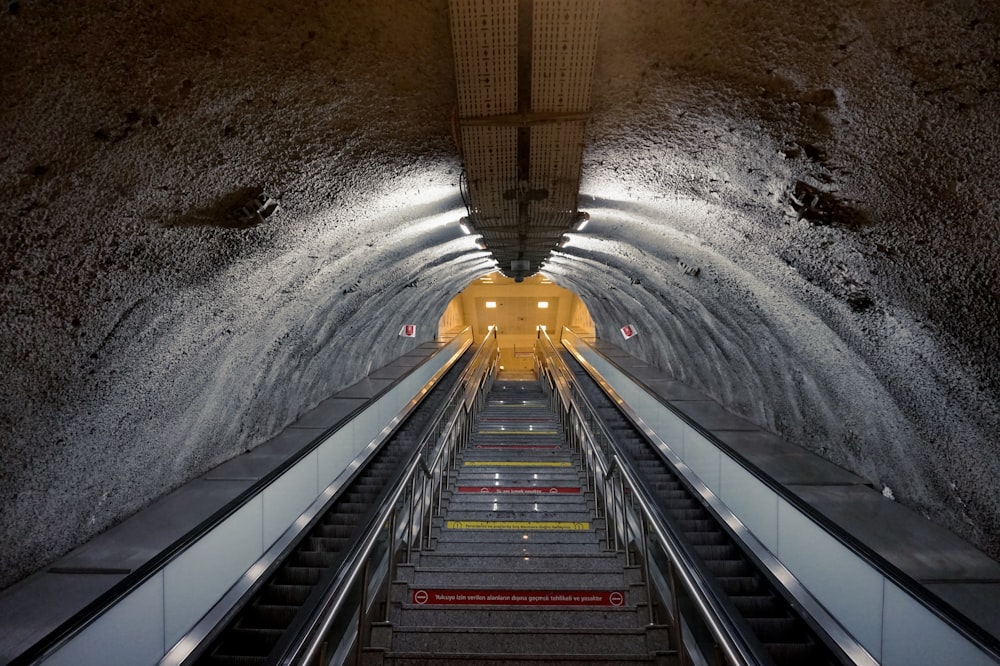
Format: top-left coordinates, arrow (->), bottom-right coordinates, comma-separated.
532,0 -> 601,113
449,0 -> 601,280
462,125 -> 518,224
450,0 -> 519,118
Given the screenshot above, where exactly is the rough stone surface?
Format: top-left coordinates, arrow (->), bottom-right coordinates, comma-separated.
1,0 -> 998,589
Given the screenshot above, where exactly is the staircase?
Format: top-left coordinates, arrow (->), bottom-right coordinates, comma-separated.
366,379 -> 676,665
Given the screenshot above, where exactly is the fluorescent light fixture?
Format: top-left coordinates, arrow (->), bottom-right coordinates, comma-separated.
536,325 -> 547,331
458,218 -> 471,235
557,235 -> 570,248
475,238 -> 487,250
574,211 -> 590,231
485,301 -> 497,309
537,301 -> 548,309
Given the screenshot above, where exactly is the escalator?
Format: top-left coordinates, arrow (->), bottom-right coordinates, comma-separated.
561,352 -> 843,666
194,349 -> 476,665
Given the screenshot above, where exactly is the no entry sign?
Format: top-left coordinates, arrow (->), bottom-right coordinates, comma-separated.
410,589 -> 626,607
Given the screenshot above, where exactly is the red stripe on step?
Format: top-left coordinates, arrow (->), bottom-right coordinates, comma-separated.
475,444 -> 560,450
456,486 -> 581,494
483,418 -> 551,422
411,589 -> 625,607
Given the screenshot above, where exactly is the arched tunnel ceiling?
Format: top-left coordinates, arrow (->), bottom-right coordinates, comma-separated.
1,0 -> 998,588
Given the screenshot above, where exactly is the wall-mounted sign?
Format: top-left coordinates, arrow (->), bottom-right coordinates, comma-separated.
399,324 -> 416,338
620,324 -> 637,340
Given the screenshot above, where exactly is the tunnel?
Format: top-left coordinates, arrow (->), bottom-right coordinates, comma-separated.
1,1 -> 999,662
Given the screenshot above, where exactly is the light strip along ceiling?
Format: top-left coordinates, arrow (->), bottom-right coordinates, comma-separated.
449,0 -> 601,281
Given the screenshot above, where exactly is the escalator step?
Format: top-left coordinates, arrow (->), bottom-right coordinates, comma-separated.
670,508 -> 706,521
717,576 -> 763,595
240,603 -> 299,629
212,627 -> 285,657
313,522 -> 357,539
704,559 -> 753,577
203,656 -> 265,666
685,531 -> 728,546
275,565 -> 324,586
764,641 -> 820,664
307,535 -> 347,551
290,549 -> 339,568
730,595 -> 783,617
676,519 -> 717,532
746,616 -> 800,641
693,544 -> 740,560
260,583 -> 313,606
334,501 -> 372,515
342,486 -> 380,500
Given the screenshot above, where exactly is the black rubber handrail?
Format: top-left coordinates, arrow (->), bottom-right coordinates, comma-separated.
11,329 -> 474,666
560,326 -> 1000,663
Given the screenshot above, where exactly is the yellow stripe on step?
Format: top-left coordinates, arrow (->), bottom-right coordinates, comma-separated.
463,461 -> 573,467
446,520 -> 590,531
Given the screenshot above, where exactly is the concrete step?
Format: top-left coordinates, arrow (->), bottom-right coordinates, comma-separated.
442,510 -> 594,522
428,539 -> 611,555
455,470 -> 583,480
405,569 -> 631,588
384,626 -> 660,656
391,604 -> 649,629
366,649 -> 676,666
444,497 -> 589,510
410,552 -> 625,571
432,529 -> 602,545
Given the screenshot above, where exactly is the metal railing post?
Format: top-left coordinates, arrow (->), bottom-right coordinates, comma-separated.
383,508 -> 396,622
620,474 -> 631,567
669,559 -> 689,666
406,476 -> 416,563
355,559 -> 370,666
641,515 -> 654,626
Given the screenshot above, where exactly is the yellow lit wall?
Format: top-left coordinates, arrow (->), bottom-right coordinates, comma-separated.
437,272 -> 595,371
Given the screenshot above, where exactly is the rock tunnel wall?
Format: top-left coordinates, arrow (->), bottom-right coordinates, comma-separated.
1,0 -> 998,590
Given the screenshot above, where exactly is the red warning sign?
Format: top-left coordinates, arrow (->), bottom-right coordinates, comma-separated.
456,486 -> 581,494
411,589 -> 626,607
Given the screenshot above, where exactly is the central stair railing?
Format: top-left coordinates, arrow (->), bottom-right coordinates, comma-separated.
268,328 -> 499,665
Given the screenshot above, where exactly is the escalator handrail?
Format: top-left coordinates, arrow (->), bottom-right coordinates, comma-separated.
272,329 -> 499,665
535,331 -> 778,666
560,326 -> 1000,663
11,327 -> 476,666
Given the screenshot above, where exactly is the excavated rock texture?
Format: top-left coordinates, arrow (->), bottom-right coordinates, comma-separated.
1,0 -> 997,588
